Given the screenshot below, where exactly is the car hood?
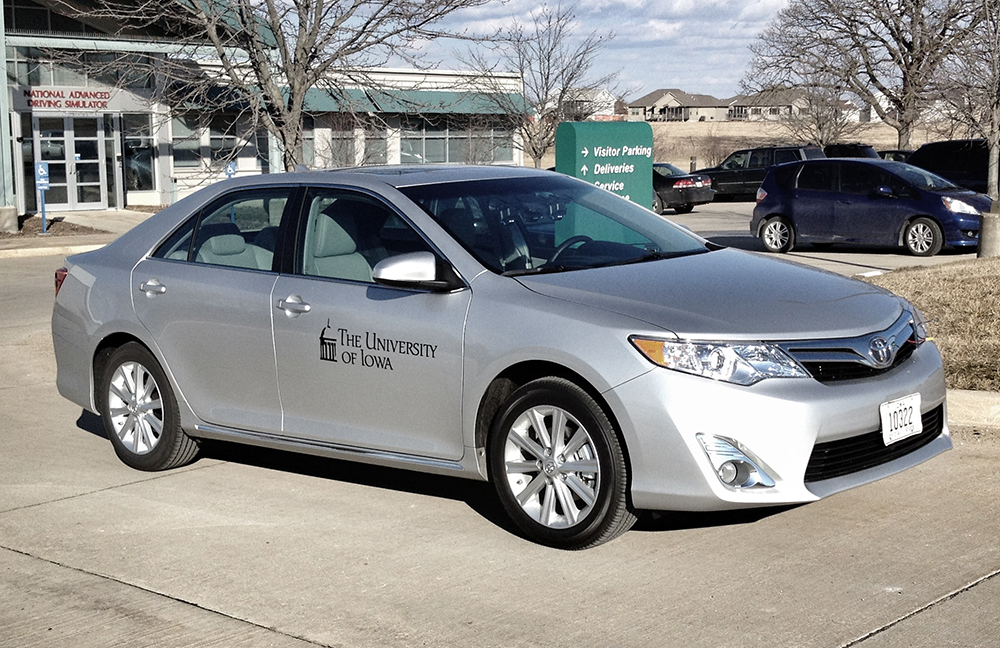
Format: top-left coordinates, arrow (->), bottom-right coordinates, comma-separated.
516,248 -> 904,340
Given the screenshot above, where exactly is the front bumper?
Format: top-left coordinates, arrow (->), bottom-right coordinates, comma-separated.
605,340 -> 949,511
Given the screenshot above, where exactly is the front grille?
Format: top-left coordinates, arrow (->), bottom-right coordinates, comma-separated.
780,311 -> 921,384
804,405 -> 944,482
800,339 -> 916,383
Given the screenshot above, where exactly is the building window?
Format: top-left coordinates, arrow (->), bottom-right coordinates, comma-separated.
171,114 -> 201,168
4,0 -> 99,34
209,114 -> 240,165
302,114 -> 315,167
123,114 -> 155,191
7,47 -> 153,88
401,118 -> 513,165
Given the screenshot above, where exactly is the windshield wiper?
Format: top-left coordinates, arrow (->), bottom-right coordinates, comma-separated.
503,264 -> 572,277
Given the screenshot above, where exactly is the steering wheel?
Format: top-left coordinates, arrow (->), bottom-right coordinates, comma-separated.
551,235 -> 593,263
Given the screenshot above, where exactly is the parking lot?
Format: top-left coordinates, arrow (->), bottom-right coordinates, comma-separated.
667,201 -> 977,277
1,210 -> 998,647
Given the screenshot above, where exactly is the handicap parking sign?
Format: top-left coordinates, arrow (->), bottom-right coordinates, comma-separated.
35,162 -> 50,190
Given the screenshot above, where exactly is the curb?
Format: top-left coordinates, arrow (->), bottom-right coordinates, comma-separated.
0,243 -> 107,259
947,389 -> 1000,430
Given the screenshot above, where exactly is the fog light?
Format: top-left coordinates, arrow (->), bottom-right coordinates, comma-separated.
697,434 -> 777,490
963,230 -> 979,239
718,461 -> 738,484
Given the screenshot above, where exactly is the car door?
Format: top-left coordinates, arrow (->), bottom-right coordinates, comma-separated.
791,161 -> 838,241
739,148 -> 773,194
132,187 -> 294,433
834,163 -> 913,245
271,187 -> 470,460
711,150 -> 750,195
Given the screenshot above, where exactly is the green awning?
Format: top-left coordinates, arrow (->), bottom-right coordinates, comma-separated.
302,88 -> 523,115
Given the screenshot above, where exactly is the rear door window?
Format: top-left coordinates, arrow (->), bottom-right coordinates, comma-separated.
154,188 -> 293,271
797,163 -> 837,192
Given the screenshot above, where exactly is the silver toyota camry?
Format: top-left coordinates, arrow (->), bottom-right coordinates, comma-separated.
52,165 -> 950,549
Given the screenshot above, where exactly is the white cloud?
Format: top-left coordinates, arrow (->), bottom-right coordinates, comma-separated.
418,0 -> 789,99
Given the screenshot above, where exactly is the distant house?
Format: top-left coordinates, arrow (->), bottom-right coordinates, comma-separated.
728,89 -> 862,122
560,88 -> 621,121
627,89 -> 729,122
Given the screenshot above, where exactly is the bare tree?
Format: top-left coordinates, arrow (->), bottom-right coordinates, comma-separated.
68,0 -> 491,171
744,0 -> 981,149
460,2 -> 616,168
934,0 -> 1000,257
743,82 -> 867,147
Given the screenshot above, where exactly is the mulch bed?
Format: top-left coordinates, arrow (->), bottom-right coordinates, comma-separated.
0,215 -> 108,238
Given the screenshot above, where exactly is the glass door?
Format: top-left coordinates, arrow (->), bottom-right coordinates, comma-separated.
32,115 -> 108,210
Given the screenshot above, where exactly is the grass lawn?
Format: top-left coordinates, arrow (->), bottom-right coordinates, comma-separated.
865,257 -> 1000,391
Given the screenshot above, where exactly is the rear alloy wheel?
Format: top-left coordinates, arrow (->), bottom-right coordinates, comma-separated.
100,342 -> 199,471
652,193 -> 664,214
903,217 -> 943,256
488,377 -> 635,549
673,203 -> 694,214
760,216 -> 795,253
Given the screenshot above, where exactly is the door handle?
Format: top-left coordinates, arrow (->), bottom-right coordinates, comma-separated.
139,279 -> 166,296
277,295 -> 311,316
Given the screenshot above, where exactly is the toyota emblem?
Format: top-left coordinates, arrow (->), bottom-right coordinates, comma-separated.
869,336 -> 894,367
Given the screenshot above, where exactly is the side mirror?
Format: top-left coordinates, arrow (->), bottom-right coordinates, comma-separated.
372,252 -> 463,292
873,185 -> 894,198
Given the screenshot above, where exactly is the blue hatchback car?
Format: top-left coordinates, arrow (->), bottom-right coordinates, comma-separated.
751,158 -> 991,256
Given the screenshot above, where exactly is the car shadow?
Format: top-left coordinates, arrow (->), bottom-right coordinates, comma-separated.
76,410 -> 108,439
197,438 -> 519,535
632,505 -> 801,533
74,409 -> 805,541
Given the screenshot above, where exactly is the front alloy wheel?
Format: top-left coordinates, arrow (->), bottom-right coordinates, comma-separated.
488,377 -> 634,549
904,217 -> 943,256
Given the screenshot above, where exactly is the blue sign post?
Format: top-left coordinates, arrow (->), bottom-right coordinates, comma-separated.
34,162 -> 50,234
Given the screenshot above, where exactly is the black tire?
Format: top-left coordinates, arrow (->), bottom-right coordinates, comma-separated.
672,203 -> 694,214
652,193 -> 664,214
903,217 -> 943,256
487,377 -> 635,549
759,216 -> 795,253
99,342 -> 199,471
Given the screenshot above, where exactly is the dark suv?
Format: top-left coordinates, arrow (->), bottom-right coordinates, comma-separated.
751,158 -> 990,256
696,144 -> 824,199
824,143 -> 880,158
905,139 -> 988,194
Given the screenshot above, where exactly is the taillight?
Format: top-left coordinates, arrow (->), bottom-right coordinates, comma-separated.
673,178 -> 696,188
755,188 -> 767,203
55,267 -> 68,296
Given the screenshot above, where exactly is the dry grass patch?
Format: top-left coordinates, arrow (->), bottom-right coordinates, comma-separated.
865,257 -> 1000,391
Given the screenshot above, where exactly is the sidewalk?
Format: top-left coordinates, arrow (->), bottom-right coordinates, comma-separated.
0,209 -> 149,259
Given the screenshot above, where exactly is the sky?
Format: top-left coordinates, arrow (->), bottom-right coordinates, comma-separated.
427,0 -> 790,101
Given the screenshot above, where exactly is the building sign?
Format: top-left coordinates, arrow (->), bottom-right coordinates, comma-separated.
11,86 -> 148,113
555,122 -> 654,209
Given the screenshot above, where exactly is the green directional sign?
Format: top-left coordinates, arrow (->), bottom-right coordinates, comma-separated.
555,122 -> 654,209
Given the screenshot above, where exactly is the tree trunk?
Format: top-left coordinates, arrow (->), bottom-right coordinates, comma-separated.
979,140 -> 1000,258
978,201 -> 1000,258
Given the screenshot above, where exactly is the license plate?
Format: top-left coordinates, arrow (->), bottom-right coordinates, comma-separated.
880,393 -> 922,445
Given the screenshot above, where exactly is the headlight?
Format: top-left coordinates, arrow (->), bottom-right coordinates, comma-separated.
942,196 -> 980,215
906,303 -> 931,343
630,337 -> 809,386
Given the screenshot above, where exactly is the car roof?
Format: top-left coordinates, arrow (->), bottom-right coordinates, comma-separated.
324,164 -> 550,188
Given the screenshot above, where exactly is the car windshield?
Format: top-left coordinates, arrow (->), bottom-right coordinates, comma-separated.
399,174 -> 710,276
654,164 -> 687,177
893,163 -> 960,191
